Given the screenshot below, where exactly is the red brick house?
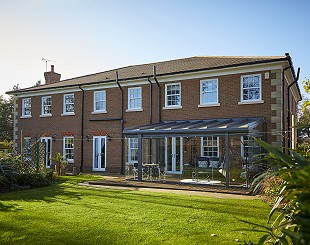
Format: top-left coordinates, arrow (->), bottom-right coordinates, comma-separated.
7,53 -> 301,187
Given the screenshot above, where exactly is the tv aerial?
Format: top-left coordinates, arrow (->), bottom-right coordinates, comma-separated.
42,58 -> 56,72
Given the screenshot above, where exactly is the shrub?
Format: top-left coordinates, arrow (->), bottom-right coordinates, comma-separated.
0,152 -> 54,190
241,139 -> 310,245
17,173 -> 51,187
258,175 -> 284,206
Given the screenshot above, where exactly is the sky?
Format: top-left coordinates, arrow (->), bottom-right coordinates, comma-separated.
0,0 -> 309,98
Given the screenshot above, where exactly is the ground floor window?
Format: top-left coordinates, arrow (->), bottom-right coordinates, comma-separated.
201,136 -> 219,157
63,137 -> 74,162
128,138 -> 138,163
241,136 -> 261,162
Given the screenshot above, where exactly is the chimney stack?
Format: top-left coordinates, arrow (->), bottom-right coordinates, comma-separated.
44,65 -> 61,85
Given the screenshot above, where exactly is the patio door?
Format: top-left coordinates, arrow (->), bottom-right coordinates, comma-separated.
40,137 -> 52,168
93,136 -> 106,171
165,137 -> 183,174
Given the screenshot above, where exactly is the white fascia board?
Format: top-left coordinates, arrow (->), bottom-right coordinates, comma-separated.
13,87 -> 82,98
13,61 -> 286,97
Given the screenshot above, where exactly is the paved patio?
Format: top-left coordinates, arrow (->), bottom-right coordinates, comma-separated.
78,175 -> 258,199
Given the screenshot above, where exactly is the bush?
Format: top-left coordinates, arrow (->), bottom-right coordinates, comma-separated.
258,175 -> 284,206
241,139 -> 310,245
17,173 -> 51,187
0,152 -> 54,190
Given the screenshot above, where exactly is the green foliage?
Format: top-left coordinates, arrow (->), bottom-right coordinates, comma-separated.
50,152 -> 67,176
0,95 -> 14,141
242,139 -> 310,245
0,153 -> 21,188
258,175 -> 285,206
0,152 -> 53,190
17,173 -> 51,187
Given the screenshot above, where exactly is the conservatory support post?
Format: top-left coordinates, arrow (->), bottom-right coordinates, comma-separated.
225,133 -> 230,188
137,134 -> 143,182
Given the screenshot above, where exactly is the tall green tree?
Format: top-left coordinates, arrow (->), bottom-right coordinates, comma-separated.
0,95 -> 14,141
298,79 -> 310,143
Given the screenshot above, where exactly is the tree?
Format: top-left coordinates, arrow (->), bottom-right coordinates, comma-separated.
0,95 -> 14,141
298,79 -> 310,144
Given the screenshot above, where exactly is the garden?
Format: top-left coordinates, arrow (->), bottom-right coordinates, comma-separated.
1,174 -> 269,244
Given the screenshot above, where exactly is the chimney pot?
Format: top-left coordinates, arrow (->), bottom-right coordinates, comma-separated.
44,65 -> 61,85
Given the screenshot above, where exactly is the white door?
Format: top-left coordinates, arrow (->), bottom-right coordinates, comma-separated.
93,136 -> 106,171
40,137 -> 52,168
165,137 -> 183,174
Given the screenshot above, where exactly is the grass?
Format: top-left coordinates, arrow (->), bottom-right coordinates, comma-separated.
0,175 -> 269,244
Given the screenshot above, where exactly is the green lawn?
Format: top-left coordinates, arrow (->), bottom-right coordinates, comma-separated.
0,175 -> 269,244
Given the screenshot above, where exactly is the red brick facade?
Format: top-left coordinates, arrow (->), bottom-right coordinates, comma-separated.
11,56 -> 300,174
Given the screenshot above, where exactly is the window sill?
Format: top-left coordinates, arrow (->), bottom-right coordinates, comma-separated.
61,113 -> 75,116
126,108 -> 143,112
163,106 -> 182,110
238,100 -> 264,105
40,114 -> 52,118
67,159 -> 74,164
198,103 -> 220,108
92,111 -> 107,114
20,115 -> 32,119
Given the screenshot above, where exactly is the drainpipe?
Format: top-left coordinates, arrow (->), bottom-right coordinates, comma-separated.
78,85 -> 85,173
282,66 -> 291,149
116,71 -> 125,174
153,66 -> 161,123
148,78 -> 153,124
287,67 -> 300,150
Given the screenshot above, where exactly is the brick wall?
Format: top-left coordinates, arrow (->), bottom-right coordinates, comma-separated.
15,68 -> 298,174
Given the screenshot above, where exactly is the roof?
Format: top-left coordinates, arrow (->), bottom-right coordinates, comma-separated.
123,117 -> 265,137
8,55 -> 288,94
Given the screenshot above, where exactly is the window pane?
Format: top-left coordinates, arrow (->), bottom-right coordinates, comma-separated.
201,80 -> 218,104
128,88 -> 142,109
242,75 -> 261,101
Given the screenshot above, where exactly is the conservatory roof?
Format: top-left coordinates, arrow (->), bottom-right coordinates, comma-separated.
123,117 -> 265,137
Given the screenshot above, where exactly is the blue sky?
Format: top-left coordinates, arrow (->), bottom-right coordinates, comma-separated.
1,0 -> 309,97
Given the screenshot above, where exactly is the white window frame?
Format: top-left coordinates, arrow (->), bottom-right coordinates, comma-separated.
127,87 -> 142,111
241,136 -> 261,162
63,94 -> 75,115
201,136 -> 219,157
240,74 -> 263,103
21,98 -> 32,117
41,96 -> 52,116
128,138 -> 138,163
63,137 -> 74,163
93,90 -> 107,114
199,79 -> 220,107
164,83 -> 182,109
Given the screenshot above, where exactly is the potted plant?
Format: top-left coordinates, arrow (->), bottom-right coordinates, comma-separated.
51,153 -> 67,176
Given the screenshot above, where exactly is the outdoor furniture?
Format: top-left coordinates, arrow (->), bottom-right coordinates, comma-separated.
142,163 -> 160,180
192,171 -> 210,182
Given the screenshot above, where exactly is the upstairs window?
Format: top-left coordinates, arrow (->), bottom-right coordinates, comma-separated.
41,96 -> 52,115
241,74 -> 262,102
22,98 -> 31,117
201,136 -> 219,157
165,83 -> 181,108
200,79 -> 218,105
128,87 -> 142,110
63,137 -> 74,162
63,94 -> 74,114
93,91 -> 106,113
